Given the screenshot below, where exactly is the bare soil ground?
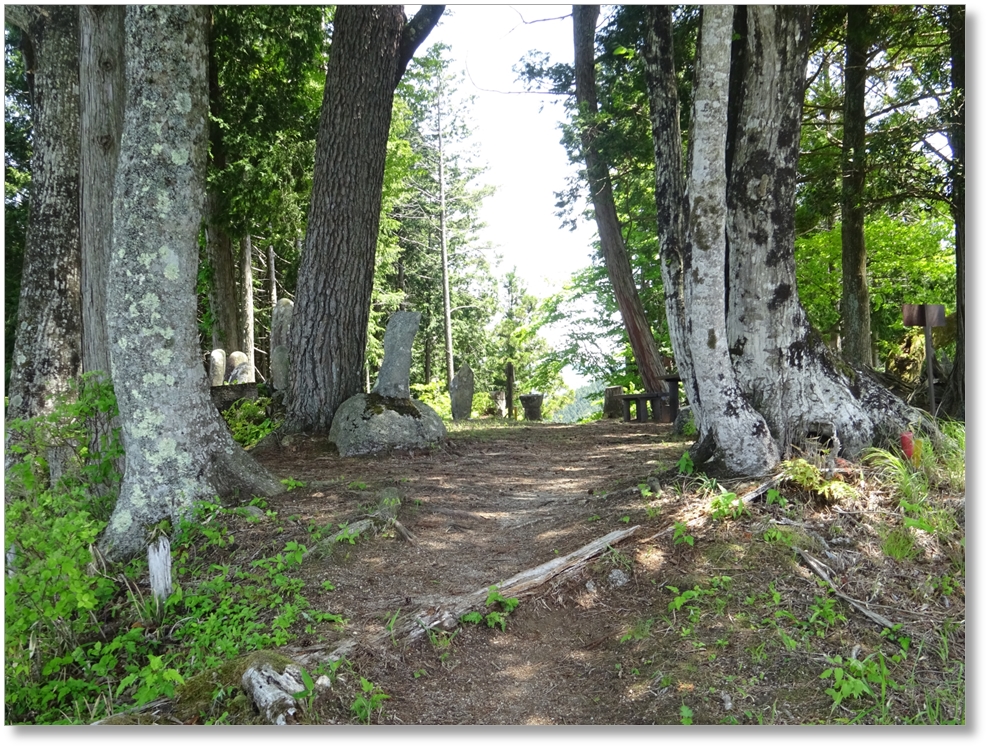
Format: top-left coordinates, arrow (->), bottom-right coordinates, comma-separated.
229,418 -> 965,725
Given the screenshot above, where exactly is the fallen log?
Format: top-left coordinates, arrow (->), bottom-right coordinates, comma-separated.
241,661 -> 307,725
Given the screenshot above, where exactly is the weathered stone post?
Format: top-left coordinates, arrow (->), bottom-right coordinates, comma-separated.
209,349 -> 226,386
270,298 -> 294,391
226,350 -> 251,384
490,390 -> 507,418
520,393 -> 544,421
602,386 -> 624,419
373,311 -> 419,398
450,364 -> 474,420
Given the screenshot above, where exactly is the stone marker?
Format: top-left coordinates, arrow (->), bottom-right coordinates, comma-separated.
602,386 -> 624,419
270,298 -> 294,352
519,392 -> 544,421
271,345 -> 291,391
225,351 -> 251,384
330,311 -> 447,457
449,364 -> 474,421
373,311 -> 420,398
269,298 -> 294,391
489,390 -> 507,418
209,349 -> 226,386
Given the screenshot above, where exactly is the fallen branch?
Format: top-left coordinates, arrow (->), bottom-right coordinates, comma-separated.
794,547 -> 896,630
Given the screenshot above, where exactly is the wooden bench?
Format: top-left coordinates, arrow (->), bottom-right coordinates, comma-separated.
620,376 -> 681,424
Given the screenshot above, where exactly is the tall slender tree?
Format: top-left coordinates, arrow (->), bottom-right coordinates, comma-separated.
572,4 -> 669,396
285,5 -> 444,434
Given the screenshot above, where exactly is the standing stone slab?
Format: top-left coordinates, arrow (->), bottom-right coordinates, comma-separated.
330,310 -> 446,457
209,349 -> 226,387
450,364 -> 474,421
373,311 -> 420,399
270,298 -> 294,352
271,345 -> 291,391
489,390 -> 507,418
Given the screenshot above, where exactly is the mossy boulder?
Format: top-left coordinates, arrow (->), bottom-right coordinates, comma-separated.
329,392 -> 446,457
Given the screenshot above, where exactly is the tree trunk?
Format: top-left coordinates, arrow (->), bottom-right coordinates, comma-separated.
285,6 -> 443,434
572,5 -> 669,395
642,6 -> 700,414
725,6 -> 915,457
4,5 -> 82,426
840,5 -> 872,365
942,5 -> 965,419
79,5 -> 124,379
103,5 -> 281,562
239,235 -> 256,382
680,5 -> 779,476
437,80 -> 455,389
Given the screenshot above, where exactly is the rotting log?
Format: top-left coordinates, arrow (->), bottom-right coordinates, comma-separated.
241,662 -> 307,725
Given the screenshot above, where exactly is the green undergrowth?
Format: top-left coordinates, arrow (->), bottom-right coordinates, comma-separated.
4,377 -> 350,725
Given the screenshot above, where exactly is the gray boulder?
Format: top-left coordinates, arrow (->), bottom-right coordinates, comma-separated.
329,393 -> 446,457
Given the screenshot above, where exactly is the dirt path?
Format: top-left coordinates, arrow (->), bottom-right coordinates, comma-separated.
252,420 -> 691,724
244,418 -> 965,725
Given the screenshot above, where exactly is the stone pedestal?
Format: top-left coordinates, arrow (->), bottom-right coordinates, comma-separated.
602,386 -> 624,419
519,393 -> 544,421
489,390 -> 507,418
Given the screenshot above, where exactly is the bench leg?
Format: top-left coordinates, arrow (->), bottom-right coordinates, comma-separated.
649,396 -> 663,422
622,400 -> 632,422
636,398 -> 648,422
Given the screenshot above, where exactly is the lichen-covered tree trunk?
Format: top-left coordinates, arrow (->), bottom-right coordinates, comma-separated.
839,5 -> 873,366
4,5 -> 82,426
680,4 -> 779,476
103,5 -> 281,561
725,6 -> 914,457
572,4 -> 669,395
285,5 -> 444,434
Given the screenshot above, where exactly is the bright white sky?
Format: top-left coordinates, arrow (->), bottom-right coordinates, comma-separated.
424,5 -> 599,299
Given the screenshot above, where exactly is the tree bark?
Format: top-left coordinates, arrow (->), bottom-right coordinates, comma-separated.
942,5 -> 965,419
285,6 -> 443,434
642,6 -> 701,415
681,4 -> 779,476
79,5 -> 124,379
840,5 -> 872,365
724,6 -> 915,458
572,5 -> 669,395
239,235 -> 256,382
103,6 -> 281,562
4,5 -> 82,425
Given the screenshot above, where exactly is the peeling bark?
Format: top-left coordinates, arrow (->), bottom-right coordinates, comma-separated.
102,6 -> 281,561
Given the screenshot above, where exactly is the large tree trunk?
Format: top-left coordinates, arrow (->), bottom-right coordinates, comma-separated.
4,5 -> 82,426
839,5 -> 872,365
680,5 -> 779,475
284,5 -> 443,434
572,5 -> 669,395
102,6 -> 281,562
942,5 -> 965,419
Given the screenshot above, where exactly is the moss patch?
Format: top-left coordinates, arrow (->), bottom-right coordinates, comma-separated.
364,392 -> 423,419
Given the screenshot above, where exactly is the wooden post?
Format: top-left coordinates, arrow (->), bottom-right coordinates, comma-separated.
505,362 -> 515,420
